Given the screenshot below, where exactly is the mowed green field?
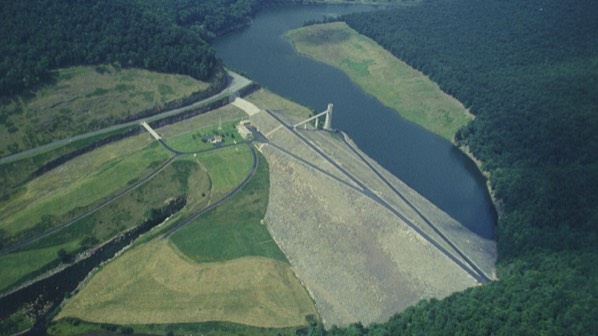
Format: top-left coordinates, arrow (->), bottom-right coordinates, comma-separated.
0,65 -> 208,157
55,149 -> 317,330
286,22 -> 473,141
170,154 -> 286,263
0,138 -> 171,244
55,241 -> 314,328
195,145 -> 255,199
164,119 -> 243,153
0,157 -> 210,292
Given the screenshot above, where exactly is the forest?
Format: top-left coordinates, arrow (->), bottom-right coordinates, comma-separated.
310,0 -> 597,334
2,0 -> 596,334
0,0 -> 300,98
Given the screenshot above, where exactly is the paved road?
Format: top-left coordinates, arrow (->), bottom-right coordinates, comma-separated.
161,142 -> 259,238
0,136 -> 255,255
263,109 -> 491,283
0,71 -> 252,165
0,156 -> 176,256
0,71 -> 253,254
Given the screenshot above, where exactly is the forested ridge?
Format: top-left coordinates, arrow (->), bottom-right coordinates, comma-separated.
0,0 -> 301,98
309,0 -> 598,334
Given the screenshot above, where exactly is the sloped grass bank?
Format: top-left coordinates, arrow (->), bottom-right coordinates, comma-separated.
170,154 -> 286,263
0,141 -> 170,242
54,150 -> 316,331
0,65 -> 208,157
0,159 -> 209,293
286,22 -> 472,141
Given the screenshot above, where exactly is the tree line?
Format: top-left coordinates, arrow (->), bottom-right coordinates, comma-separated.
307,0 -> 598,334
0,0 -> 301,99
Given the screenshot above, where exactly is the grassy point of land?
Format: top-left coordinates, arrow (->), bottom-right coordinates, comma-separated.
0,241 -> 79,292
286,22 -> 472,141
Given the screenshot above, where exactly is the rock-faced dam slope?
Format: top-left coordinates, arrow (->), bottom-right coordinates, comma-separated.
243,91 -> 496,326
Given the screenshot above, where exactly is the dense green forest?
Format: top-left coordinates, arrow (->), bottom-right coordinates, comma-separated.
0,0 -> 213,97
309,0 -> 598,334
0,0 -> 301,98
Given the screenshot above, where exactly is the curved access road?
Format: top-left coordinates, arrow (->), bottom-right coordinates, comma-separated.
161,142 -> 258,238
0,71 -> 252,165
0,138 -> 255,256
0,156 -> 176,256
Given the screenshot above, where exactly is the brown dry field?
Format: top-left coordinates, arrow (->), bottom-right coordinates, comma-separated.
245,91 -> 496,326
57,240 -> 316,328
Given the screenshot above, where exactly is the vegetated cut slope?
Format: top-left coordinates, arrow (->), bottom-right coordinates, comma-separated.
286,22 -> 472,141
329,0 -> 598,334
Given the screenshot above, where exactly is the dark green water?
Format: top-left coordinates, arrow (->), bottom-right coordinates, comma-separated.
213,4 -> 496,239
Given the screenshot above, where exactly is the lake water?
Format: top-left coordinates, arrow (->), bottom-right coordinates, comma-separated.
213,4 -> 496,239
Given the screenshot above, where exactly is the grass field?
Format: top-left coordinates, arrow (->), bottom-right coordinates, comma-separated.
49,319 -> 306,336
0,139 -> 171,242
0,126 -> 138,202
170,154 -> 286,263
0,241 -> 79,292
55,146 -> 316,329
164,119 -> 244,153
286,22 -> 473,141
0,65 -> 208,157
0,158 -> 210,292
56,239 -> 316,328
192,145 -> 254,199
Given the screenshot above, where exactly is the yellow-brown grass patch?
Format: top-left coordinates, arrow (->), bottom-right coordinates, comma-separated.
57,240 -> 316,328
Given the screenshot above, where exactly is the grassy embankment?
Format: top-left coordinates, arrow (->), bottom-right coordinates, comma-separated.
0,65 -> 208,158
0,143 -> 212,292
286,22 -> 472,141
0,65 -> 216,294
54,140 -> 316,333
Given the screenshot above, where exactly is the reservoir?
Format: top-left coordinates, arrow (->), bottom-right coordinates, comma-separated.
213,4 -> 496,239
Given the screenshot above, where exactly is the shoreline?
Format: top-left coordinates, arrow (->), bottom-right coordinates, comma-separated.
456,144 -> 503,220
286,21 -> 500,223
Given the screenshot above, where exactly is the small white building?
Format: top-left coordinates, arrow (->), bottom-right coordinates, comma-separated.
237,120 -> 252,139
